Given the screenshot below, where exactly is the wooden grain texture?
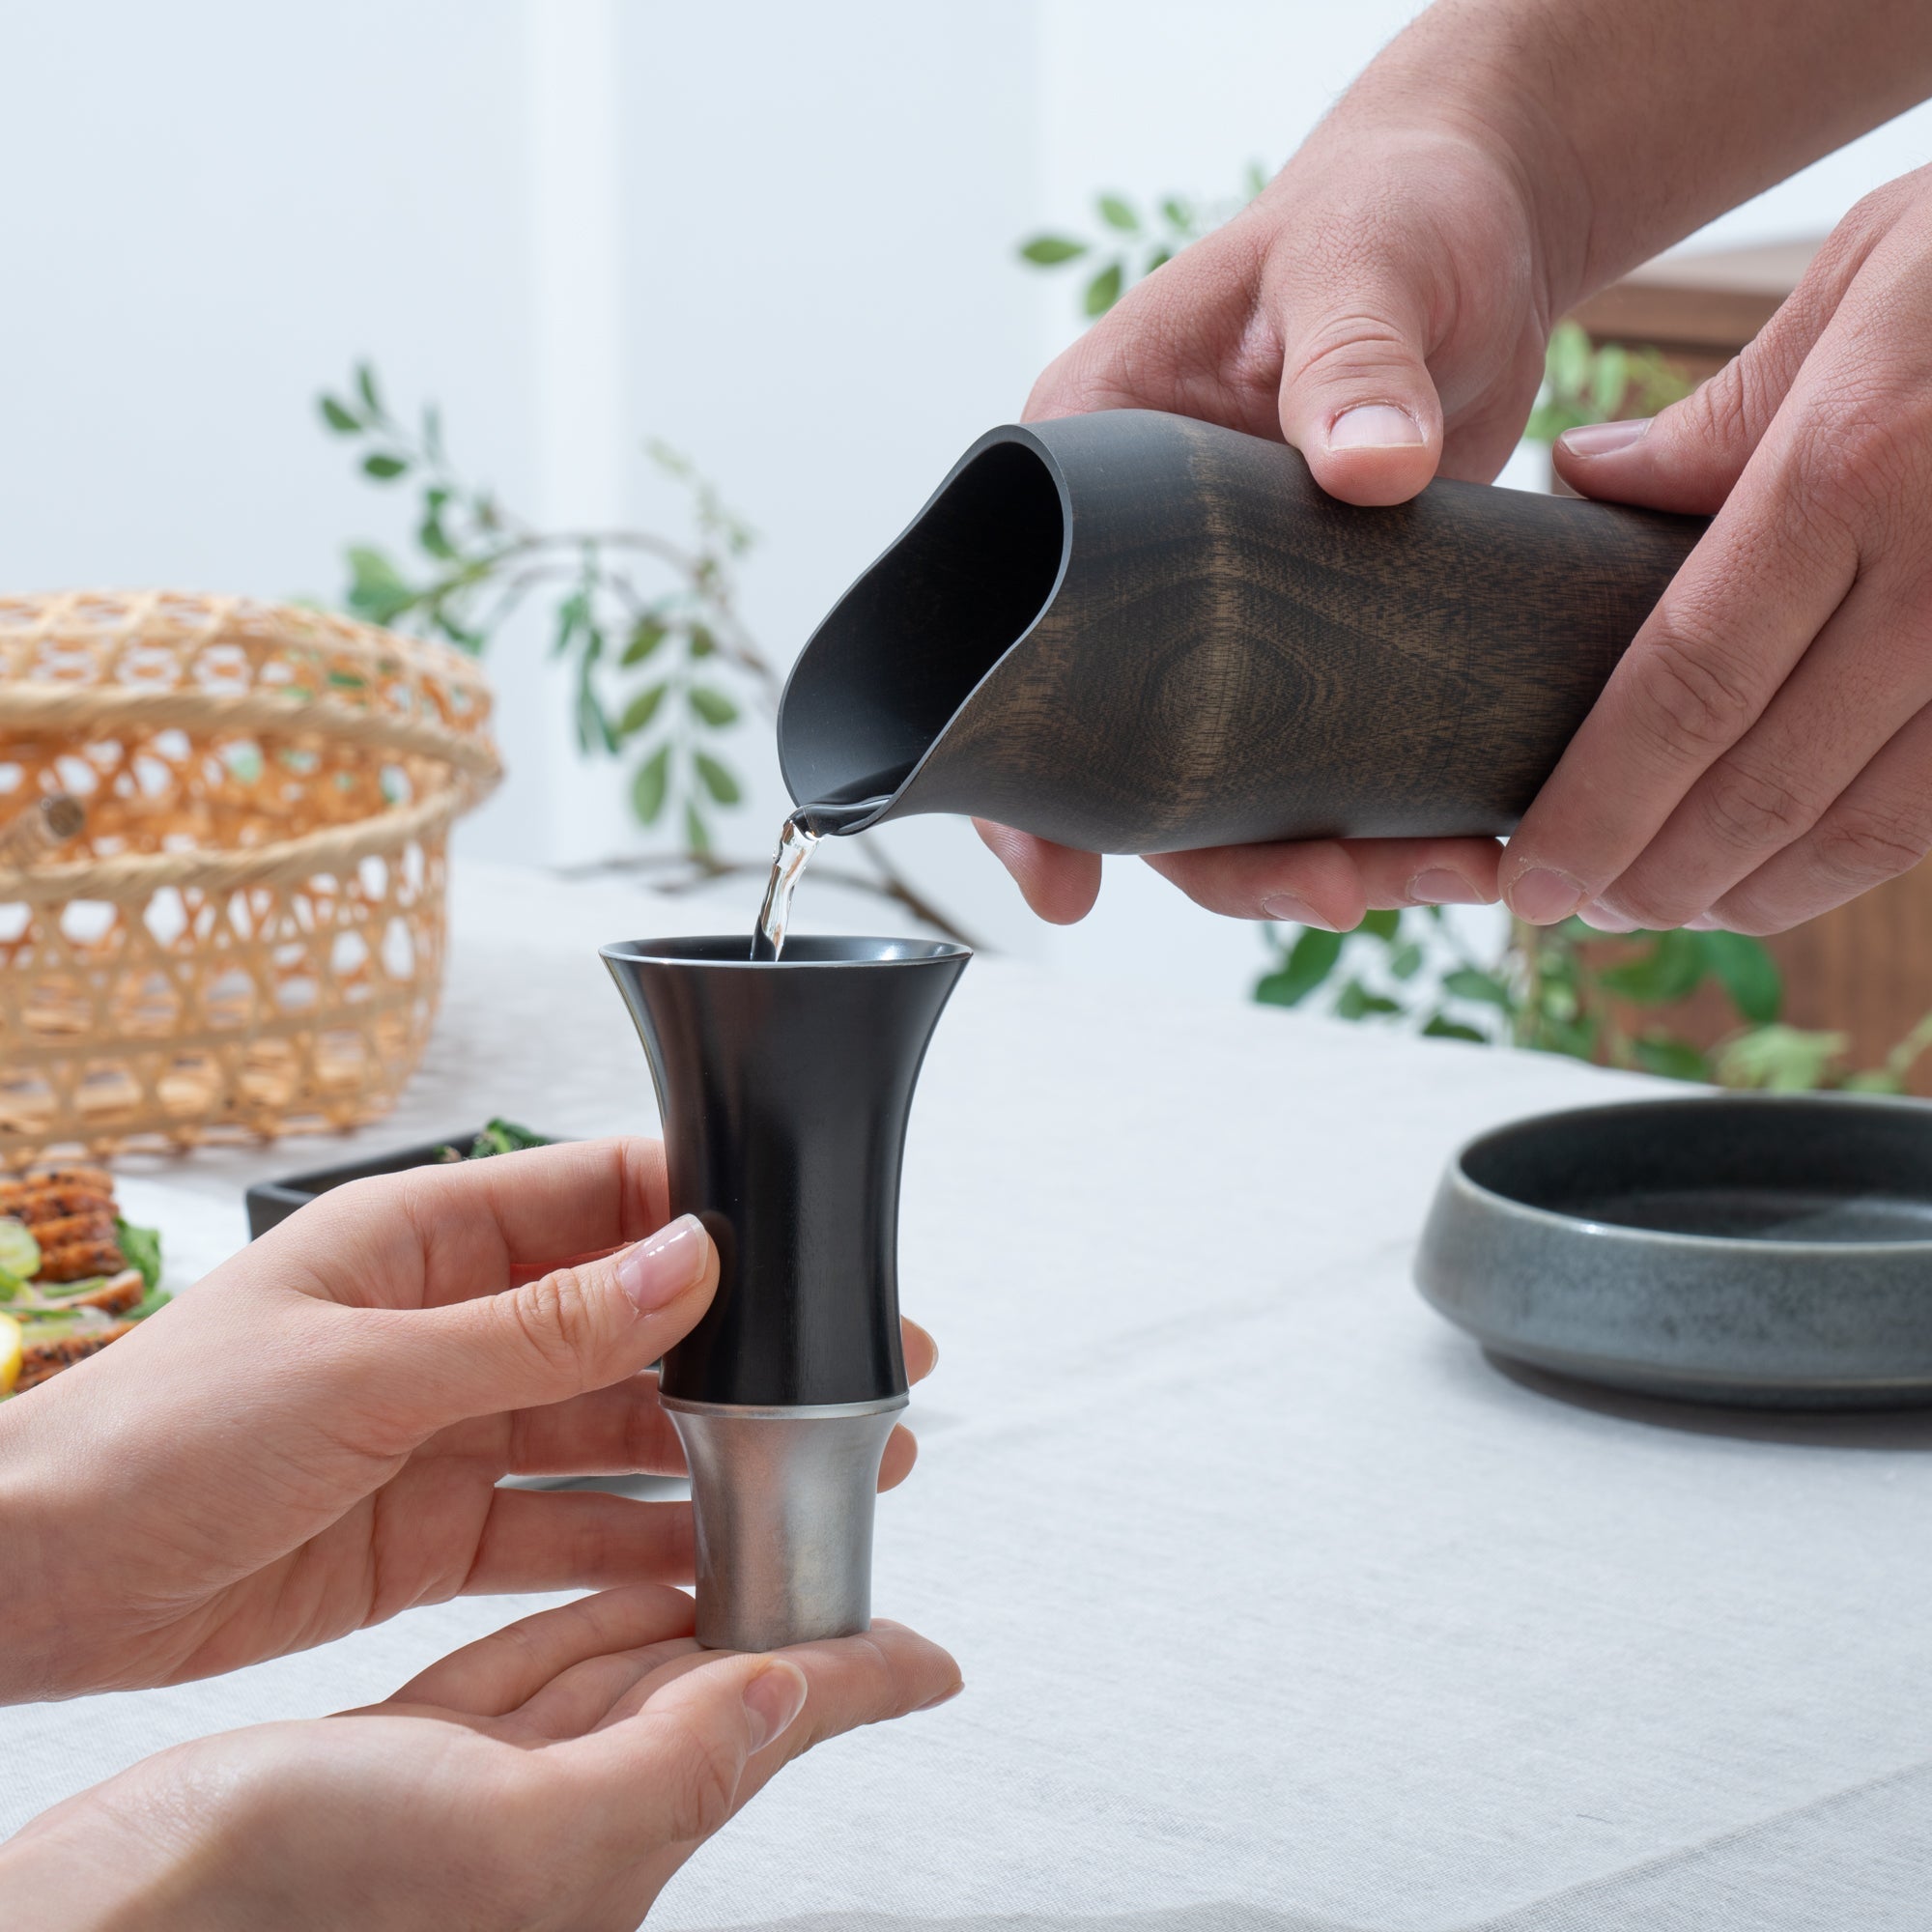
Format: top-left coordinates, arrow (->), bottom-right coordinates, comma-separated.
781,409 -> 1706,856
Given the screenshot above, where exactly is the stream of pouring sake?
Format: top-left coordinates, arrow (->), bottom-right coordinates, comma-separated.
751,813 -> 820,960
750,782 -> 903,959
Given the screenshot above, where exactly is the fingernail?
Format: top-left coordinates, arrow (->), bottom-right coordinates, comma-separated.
1328,403 -> 1425,449
616,1214 -> 707,1314
1408,867 -> 1486,906
743,1662 -> 808,1752
1558,417 -> 1650,458
1508,867 -> 1585,924
903,1317 -> 937,1372
1261,893 -> 1339,930
916,1680 -> 965,1713
1577,900 -> 1638,933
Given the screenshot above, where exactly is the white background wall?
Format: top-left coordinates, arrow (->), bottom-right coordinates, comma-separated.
4,1 -> 1929,999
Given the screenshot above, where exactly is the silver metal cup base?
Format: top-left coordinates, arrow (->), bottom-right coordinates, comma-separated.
662,1394 -> 905,1652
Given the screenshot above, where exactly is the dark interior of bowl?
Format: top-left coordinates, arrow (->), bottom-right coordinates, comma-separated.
1462,1097 -> 1932,1244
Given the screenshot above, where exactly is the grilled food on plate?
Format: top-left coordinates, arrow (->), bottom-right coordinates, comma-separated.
0,1169 -> 163,1394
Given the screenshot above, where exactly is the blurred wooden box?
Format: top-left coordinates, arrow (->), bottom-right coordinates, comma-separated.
1569,241 -> 1932,1086
1572,239 -> 1821,383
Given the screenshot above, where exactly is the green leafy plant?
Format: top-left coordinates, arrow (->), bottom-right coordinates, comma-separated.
1526,319 -> 1693,441
1259,906 -> 1504,1045
321,364 -> 762,855
1018,166 -> 1268,316
319,365 -> 973,943
1258,910 -> 1932,1094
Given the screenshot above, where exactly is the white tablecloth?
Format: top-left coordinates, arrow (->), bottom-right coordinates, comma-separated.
8,860 -> 1932,1931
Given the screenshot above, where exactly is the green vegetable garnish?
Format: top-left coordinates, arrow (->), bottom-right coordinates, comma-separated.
0,1217 -> 41,1284
18,1311 -> 97,1338
469,1119 -> 551,1159
114,1217 -> 162,1295
437,1121 -> 553,1162
34,1275 -> 106,1299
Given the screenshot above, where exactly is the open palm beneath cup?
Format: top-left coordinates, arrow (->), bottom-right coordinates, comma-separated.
0,1584 -> 960,1931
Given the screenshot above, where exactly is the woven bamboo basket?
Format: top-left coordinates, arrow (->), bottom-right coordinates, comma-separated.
0,591 -> 500,1168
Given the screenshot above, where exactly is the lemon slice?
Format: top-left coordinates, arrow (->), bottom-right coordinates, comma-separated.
0,1313 -> 20,1395
0,1218 -> 39,1285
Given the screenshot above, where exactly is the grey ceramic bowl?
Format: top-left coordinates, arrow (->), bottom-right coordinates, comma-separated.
1415,1093 -> 1932,1409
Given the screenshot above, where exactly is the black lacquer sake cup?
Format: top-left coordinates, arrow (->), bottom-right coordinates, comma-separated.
601,934 -> 968,1649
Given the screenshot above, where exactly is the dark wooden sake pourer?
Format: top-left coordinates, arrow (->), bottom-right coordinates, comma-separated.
777,409 -> 1708,852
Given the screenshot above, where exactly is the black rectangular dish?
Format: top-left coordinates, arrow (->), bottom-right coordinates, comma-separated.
244,1122 -> 554,1238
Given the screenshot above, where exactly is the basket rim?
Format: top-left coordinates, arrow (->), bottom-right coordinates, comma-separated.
0,781 -> 478,904
0,681 -> 500,780
0,589 -> 486,679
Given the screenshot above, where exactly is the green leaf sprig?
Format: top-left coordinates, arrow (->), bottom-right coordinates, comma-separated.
318,365 -> 765,853
1256,906 -> 1510,1044
1257,906 -> 1932,1094
1018,165 -> 1270,319
1524,320 -> 1693,442
314,368 -> 980,949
